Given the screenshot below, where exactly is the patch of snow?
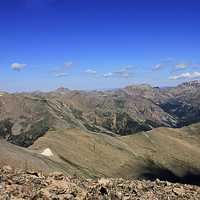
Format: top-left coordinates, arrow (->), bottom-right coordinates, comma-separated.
41,148 -> 54,157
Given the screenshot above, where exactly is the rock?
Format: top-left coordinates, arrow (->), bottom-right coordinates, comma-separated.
0,166 -> 199,200
64,194 -> 75,200
137,183 -> 143,190
26,170 -> 40,177
115,191 -> 123,199
98,178 -> 110,186
165,181 -> 171,186
51,194 -> 60,200
2,166 -> 12,173
49,172 -> 65,180
173,187 -> 185,196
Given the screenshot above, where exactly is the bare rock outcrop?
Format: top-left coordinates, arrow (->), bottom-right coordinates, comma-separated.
0,166 -> 200,200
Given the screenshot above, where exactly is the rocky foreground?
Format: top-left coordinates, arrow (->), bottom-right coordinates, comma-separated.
0,166 -> 200,200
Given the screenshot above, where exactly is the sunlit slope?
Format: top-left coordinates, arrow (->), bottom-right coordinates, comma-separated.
0,140 -> 70,174
28,123 -> 200,183
29,128 -> 146,178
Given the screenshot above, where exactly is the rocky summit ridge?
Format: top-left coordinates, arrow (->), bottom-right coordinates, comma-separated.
0,166 -> 200,200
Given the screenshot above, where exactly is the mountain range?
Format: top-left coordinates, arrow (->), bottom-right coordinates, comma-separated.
0,80 -> 200,185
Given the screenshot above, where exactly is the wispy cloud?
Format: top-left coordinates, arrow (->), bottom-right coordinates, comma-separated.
85,69 -> 97,75
113,67 -> 134,78
153,58 -> 200,73
153,63 -> 164,70
169,72 -> 200,80
11,62 -> 27,71
51,61 -> 73,77
153,58 -> 174,70
103,72 -> 113,78
103,65 -> 134,78
175,63 -> 189,69
173,61 -> 200,71
55,72 -> 69,77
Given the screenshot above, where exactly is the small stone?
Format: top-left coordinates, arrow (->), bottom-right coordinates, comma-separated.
49,172 -> 64,180
122,197 -> 130,200
98,178 -> 110,186
173,187 -> 185,196
51,194 -> 60,200
164,181 -> 171,186
26,170 -> 40,177
155,179 -> 161,184
64,193 -> 75,200
137,183 -> 143,190
2,166 -> 12,173
164,186 -> 172,193
55,187 -> 66,195
116,191 -> 123,199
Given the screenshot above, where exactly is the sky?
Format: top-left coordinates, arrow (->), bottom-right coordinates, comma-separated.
0,0 -> 200,92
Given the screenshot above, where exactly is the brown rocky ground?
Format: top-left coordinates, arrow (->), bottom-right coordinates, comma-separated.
0,166 -> 199,200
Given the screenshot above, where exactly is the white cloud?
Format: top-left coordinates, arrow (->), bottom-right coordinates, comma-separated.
153,59 -> 200,71
169,72 -> 200,80
153,58 -> 174,70
175,62 -> 200,69
175,63 -> 189,69
103,72 -> 113,78
113,65 -> 134,78
11,63 -> 27,71
52,61 -> 73,77
114,69 -> 133,77
85,69 -> 97,75
102,65 -> 134,78
153,63 -> 164,70
55,72 -> 69,77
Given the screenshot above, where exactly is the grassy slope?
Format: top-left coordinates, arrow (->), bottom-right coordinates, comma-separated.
0,140 -> 72,175
29,123 -> 200,180
1,123 -> 200,181
29,129 -> 146,178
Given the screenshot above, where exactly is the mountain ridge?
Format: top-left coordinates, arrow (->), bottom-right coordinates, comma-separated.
0,80 -> 200,147
0,80 -> 200,185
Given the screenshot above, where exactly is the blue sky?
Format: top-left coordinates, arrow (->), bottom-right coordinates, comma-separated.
0,0 -> 200,91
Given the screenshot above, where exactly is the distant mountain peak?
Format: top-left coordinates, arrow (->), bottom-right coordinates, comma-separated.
179,80 -> 200,87
55,87 -> 70,93
124,84 -> 154,91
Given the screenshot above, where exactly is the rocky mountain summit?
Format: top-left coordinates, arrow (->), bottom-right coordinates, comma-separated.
0,166 -> 200,200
